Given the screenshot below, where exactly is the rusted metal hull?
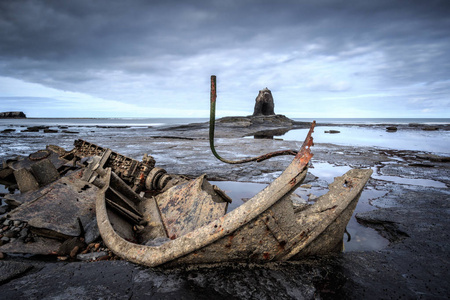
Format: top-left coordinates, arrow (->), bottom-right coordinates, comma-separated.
95,125 -> 373,267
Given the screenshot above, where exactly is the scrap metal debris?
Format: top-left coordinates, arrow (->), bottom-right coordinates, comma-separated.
0,138 -> 232,261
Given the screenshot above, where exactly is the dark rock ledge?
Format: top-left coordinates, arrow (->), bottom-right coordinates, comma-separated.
0,112 -> 26,119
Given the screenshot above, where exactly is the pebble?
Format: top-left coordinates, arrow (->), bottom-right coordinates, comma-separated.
2,220 -> 10,226
13,220 -> 21,227
0,252 -> 4,259
1,236 -> 10,243
4,231 -> 16,238
70,246 -> 80,258
19,228 -> 29,240
308,194 -> 318,201
77,251 -> 108,261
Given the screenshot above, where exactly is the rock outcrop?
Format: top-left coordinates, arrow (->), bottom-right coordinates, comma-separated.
253,88 -> 275,116
0,112 -> 26,118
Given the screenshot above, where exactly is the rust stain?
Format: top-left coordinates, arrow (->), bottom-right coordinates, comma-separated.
210,76 -> 216,104
344,179 -> 354,189
225,234 -> 234,248
277,240 -> 287,251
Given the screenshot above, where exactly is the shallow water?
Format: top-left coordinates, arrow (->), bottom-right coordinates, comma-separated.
371,167 -> 447,188
280,126 -> 450,155
0,118 -> 208,128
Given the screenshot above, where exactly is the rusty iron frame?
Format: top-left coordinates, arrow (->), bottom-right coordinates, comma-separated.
209,75 -> 305,164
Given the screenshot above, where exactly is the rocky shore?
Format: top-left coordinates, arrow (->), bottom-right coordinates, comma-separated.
0,116 -> 449,299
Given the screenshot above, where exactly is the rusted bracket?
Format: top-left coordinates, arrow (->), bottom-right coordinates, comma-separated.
209,75 -> 314,164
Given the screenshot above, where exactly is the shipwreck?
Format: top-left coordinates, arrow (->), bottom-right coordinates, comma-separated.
0,77 -> 372,267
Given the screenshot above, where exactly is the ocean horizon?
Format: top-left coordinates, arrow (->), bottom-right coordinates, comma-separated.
1,117 -> 449,127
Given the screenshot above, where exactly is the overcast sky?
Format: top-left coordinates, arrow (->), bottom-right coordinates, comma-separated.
0,0 -> 449,118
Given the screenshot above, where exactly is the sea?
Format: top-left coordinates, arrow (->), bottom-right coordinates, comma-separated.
1,117 -> 449,158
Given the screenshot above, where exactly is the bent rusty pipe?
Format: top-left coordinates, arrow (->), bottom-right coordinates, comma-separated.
209,75 -> 314,164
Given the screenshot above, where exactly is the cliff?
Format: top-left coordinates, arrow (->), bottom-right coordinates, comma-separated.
0,111 -> 27,118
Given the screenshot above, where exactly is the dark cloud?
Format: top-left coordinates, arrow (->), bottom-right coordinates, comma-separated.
0,0 -> 449,117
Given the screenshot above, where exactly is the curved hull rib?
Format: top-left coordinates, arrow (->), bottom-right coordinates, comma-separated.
96,122 -> 372,267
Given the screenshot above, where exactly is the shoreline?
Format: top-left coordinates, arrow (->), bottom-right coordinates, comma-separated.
0,119 -> 449,298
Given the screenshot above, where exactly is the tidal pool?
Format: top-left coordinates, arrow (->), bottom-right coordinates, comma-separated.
279,126 -> 450,155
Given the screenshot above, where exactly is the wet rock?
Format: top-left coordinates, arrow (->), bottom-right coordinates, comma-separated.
82,219 -> 100,244
386,126 -> 397,132
0,261 -> 33,285
22,126 -> 47,132
1,129 -> 15,133
422,126 -> 438,131
0,260 -> 333,299
416,153 -> 450,162
77,251 -> 108,261
62,130 -> 79,134
408,162 -> 435,168
57,237 -> 86,256
43,129 -> 58,133
0,236 -> 61,255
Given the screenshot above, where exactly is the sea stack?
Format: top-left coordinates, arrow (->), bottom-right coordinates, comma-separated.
253,88 -> 275,116
0,111 -> 27,118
